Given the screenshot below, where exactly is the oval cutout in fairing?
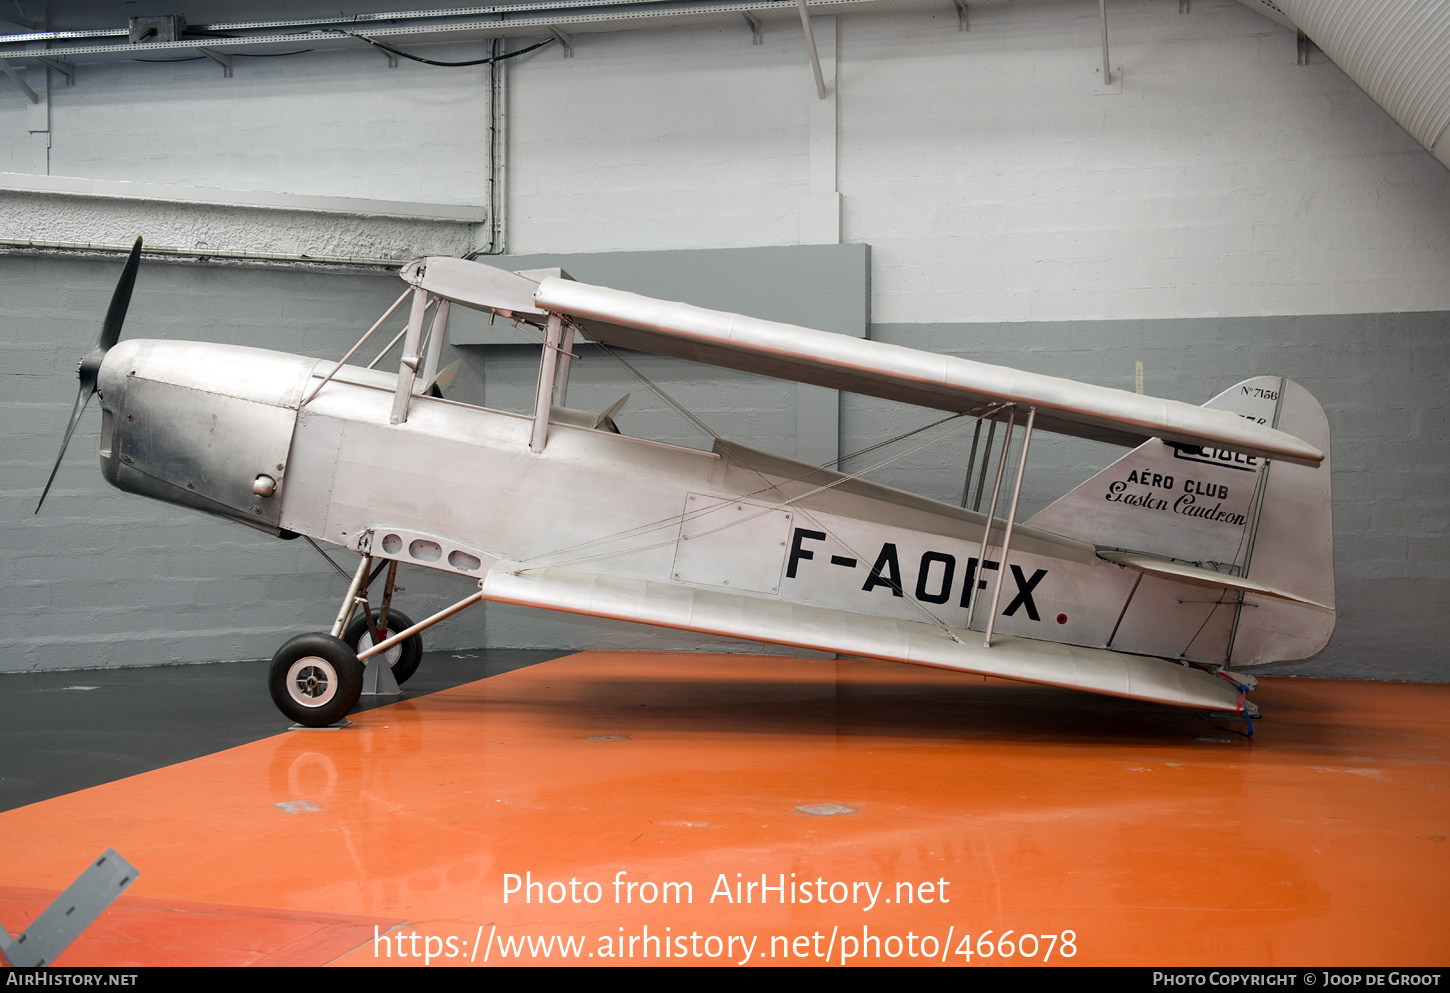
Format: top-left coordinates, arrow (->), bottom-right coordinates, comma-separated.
408,539 -> 442,562
448,550 -> 482,571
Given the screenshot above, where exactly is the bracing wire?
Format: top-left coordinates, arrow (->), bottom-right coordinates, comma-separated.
517,388 -> 998,571
594,342 -> 720,443
515,401 -> 1010,650
512,324 -> 1015,644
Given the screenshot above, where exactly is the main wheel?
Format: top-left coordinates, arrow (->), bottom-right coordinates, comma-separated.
343,609 -> 422,685
269,633 -> 363,727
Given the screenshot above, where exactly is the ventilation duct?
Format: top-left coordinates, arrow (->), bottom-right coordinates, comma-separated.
1269,0 -> 1450,170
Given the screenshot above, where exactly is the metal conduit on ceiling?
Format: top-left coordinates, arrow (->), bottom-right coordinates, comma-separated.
2,0 -> 1448,171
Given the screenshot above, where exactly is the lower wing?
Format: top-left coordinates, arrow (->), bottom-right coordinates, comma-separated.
481,562 -> 1254,715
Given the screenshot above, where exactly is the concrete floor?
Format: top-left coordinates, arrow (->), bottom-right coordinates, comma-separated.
0,649 -> 561,812
1,652 -> 1447,967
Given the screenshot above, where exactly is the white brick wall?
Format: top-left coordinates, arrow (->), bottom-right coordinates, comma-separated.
503,0 -> 1450,321
507,24 -> 810,253
6,2 -> 1448,320
42,47 -> 491,204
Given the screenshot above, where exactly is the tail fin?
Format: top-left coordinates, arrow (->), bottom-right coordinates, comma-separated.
1027,376 -> 1334,664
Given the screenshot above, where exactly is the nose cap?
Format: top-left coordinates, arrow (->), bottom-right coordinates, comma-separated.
252,474 -> 277,497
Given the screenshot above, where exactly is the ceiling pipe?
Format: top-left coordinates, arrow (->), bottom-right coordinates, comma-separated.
1238,0 -> 1450,171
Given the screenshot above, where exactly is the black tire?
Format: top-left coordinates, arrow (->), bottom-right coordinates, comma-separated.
268,633 -> 364,727
343,609 -> 422,685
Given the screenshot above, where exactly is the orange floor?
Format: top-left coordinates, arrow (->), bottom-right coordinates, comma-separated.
1,651 -> 1446,967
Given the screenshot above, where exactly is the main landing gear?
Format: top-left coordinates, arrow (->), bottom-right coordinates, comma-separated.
269,633 -> 362,727
268,554 -> 421,727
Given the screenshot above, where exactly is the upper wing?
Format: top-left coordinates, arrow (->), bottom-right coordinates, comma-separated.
401,256 -> 1323,466
536,278 -> 1322,465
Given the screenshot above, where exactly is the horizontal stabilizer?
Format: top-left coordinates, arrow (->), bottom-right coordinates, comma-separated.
1098,550 -> 1332,610
481,560 -> 1253,714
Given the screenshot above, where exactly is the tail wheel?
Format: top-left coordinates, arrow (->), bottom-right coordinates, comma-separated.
344,609 -> 423,685
269,633 -> 363,727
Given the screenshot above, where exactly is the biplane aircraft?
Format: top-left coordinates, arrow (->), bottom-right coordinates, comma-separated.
37,239 -> 1334,727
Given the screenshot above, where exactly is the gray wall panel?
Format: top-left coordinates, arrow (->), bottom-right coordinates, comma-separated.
449,244 -> 870,344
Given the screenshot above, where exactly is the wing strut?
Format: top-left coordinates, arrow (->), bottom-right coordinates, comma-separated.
552,319 -> 576,407
1224,375 -> 1288,662
531,313 -> 565,451
959,416 -> 1000,512
389,287 -> 431,425
981,405 -> 1037,648
965,409 -> 1015,629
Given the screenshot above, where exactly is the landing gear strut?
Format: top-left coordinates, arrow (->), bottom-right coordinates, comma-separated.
341,559 -> 421,685
344,608 -> 422,685
268,551 -> 423,725
266,542 -> 489,725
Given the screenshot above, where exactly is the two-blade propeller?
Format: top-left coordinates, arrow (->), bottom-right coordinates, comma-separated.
34,237 -> 143,515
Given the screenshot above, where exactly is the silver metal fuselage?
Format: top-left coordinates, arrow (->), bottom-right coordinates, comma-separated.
93,338 -> 1313,712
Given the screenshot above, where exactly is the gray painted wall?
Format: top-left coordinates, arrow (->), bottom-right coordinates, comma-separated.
5,253 -> 1444,681
453,245 -> 870,342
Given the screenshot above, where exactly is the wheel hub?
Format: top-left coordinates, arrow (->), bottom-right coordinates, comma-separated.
286,657 -> 337,707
